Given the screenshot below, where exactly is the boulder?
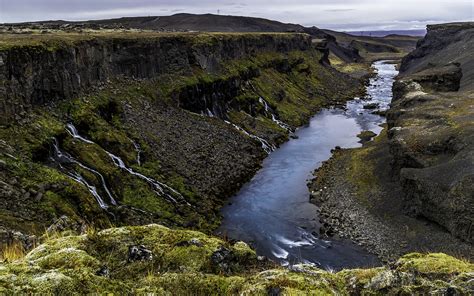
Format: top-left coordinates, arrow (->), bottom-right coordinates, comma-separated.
128,245 -> 153,262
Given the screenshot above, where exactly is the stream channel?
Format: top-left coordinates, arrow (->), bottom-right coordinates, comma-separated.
218,61 -> 398,270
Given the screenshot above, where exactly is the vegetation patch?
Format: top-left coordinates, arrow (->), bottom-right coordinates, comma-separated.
0,224 -> 472,294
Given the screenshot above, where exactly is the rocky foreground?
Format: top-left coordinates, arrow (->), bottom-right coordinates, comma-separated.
310,22 -> 474,261
1,224 -> 473,294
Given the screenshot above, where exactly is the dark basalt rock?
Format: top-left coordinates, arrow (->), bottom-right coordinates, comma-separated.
96,266 -> 110,277
363,103 -> 379,110
128,245 -> 153,262
211,246 -> 233,272
410,63 -> 463,92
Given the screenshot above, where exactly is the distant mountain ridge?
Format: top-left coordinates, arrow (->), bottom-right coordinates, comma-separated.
4,13 -> 307,33
346,29 -> 426,37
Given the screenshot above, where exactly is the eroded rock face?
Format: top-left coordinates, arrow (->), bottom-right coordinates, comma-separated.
0,33 -> 311,124
399,22 -> 474,91
387,23 -> 474,242
388,79 -> 474,243
408,63 -> 463,92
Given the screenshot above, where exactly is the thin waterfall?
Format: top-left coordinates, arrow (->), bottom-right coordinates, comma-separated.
68,171 -> 109,209
66,123 -> 94,144
259,97 -> 270,112
106,151 -> 192,206
51,138 -> 115,209
66,123 -> 191,207
224,120 -> 275,154
131,141 -> 141,166
259,97 -> 291,131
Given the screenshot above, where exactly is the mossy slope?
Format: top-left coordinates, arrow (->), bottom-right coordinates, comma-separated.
1,224 -> 472,294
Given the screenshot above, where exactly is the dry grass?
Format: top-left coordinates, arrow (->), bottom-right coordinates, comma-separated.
1,242 -> 26,262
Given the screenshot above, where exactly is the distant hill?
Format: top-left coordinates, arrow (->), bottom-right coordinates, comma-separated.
5,13 -> 306,33
345,29 -> 426,37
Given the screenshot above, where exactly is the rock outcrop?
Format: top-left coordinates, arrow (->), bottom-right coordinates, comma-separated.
400,22 -> 474,91
387,23 -> 474,243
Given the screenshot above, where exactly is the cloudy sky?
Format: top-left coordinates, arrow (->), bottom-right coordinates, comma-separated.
0,0 -> 472,30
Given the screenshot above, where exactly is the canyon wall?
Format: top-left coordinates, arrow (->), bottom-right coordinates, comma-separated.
0,33 -> 311,124
388,23 -> 474,242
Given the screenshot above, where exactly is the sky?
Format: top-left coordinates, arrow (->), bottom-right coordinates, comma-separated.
0,0 -> 473,31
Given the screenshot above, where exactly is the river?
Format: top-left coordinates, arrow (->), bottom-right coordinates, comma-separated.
217,60 -> 398,270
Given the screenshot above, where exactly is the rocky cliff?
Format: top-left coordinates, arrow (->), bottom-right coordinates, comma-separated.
387,23 -> 474,243
0,32 -> 311,124
399,22 -> 474,91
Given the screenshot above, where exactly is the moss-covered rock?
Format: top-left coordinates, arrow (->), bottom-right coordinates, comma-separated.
0,224 -> 472,294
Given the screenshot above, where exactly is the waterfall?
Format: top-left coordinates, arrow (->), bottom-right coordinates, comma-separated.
68,171 -> 109,210
225,121 -> 275,154
132,141 -> 141,166
259,97 -> 270,112
271,114 -> 291,131
65,123 -> 191,207
66,123 -> 94,144
259,97 -> 291,131
51,138 -> 115,209
205,108 -> 215,117
106,151 -> 191,206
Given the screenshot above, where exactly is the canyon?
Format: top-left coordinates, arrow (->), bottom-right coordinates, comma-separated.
0,15 -> 472,294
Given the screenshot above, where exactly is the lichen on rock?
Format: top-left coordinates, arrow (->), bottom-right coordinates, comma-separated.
0,224 -> 472,294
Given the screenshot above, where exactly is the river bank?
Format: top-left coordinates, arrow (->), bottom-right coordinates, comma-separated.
310,134 -> 474,262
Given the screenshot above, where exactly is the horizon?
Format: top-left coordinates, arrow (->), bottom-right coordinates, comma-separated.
0,12 -> 431,34
0,0 -> 472,31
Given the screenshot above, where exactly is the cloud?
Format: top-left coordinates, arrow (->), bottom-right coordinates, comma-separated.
0,0 -> 472,30
323,9 -> 356,12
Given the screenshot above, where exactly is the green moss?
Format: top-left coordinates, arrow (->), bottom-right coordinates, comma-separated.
1,224 -> 472,294
396,253 -> 474,275
347,145 -> 377,200
344,129 -> 390,204
121,185 -> 175,219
